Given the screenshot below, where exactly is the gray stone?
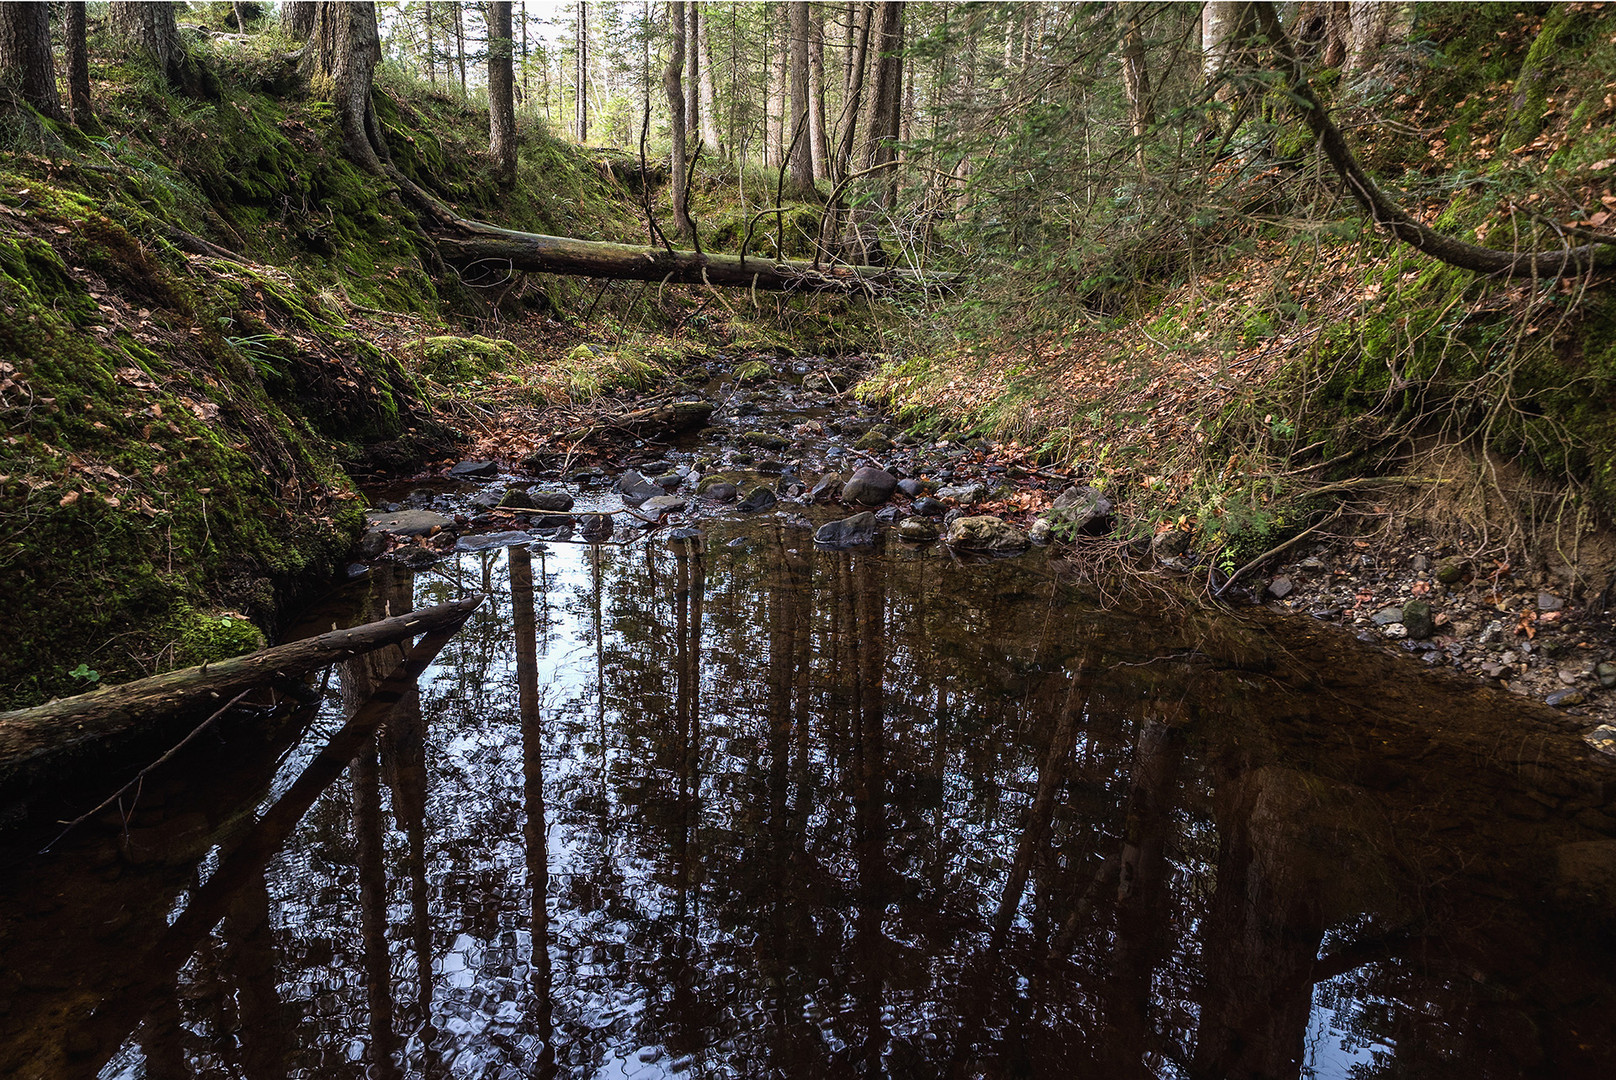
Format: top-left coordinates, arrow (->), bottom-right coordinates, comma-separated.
1267,576 -> 1294,600
1436,558 -> 1469,585
897,478 -> 927,498
1370,605 -> 1405,627
945,515 -> 1029,553
498,488 -> 539,510
651,473 -> 684,491
1299,556 -> 1327,572
470,487 -> 506,508
896,516 -> 940,542
738,487 -> 777,513
642,495 -> 688,519
1546,688 -> 1587,708
702,482 -> 739,503
529,490 -> 574,512
1401,599 -> 1435,640
455,530 -> 532,552
579,513 -> 613,542
618,469 -> 662,505
1028,518 -> 1053,545
365,509 -> 454,536
1478,619 -> 1506,646
742,430 -> 788,451
1152,529 -> 1193,560
809,473 -> 845,503
1597,661 -> 1616,688
449,459 -> 499,479
815,512 -> 880,547
1538,591 -> 1566,612
911,496 -> 946,518
1040,486 -> 1113,537
937,482 -> 986,505
875,504 -> 902,523
357,530 -> 391,559
843,466 -> 898,506
1381,623 -> 1408,640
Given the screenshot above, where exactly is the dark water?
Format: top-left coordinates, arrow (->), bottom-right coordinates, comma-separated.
4,521 -> 1616,1080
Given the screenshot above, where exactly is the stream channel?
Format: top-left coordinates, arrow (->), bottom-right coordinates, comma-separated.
5,360 -> 1616,1079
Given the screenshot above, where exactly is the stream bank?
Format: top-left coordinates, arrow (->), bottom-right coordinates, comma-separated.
355,350 -> 1616,751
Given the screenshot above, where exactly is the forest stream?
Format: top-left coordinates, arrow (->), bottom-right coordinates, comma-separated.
5,361 -> 1616,1080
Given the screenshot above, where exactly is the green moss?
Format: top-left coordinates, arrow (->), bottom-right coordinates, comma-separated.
175,607 -> 268,665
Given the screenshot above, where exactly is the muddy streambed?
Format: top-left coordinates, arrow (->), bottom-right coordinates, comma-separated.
4,363 -> 1616,1078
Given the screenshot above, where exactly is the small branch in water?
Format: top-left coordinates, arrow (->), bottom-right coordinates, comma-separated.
41,688 -> 256,853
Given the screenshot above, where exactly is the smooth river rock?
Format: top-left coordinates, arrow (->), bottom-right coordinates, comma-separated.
945,515 -> 1029,553
843,466 -> 897,506
365,509 -> 454,536
815,512 -> 879,547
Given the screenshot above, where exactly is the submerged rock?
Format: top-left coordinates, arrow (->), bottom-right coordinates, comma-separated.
738,487 -> 777,513
945,515 -> 1029,553
455,530 -> 532,552
642,495 -> 688,519
579,513 -> 614,542
843,466 -> 897,506
815,512 -> 880,547
702,482 -> 739,503
809,473 -> 845,503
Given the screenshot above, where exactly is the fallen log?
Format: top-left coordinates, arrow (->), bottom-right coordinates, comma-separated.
0,594 -> 485,798
434,218 -> 956,294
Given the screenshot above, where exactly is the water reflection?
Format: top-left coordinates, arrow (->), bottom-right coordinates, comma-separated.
3,522 -> 1616,1079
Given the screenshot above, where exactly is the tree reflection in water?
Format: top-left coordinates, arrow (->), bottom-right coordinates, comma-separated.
5,522 -> 1616,1080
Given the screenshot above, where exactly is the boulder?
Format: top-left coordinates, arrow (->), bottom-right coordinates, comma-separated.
1038,486 -> 1113,537
529,490 -> 575,512
842,466 -> 898,506
617,469 -> 662,506
815,512 -> 880,547
896,517 -> 940,542
449,459 -> 499,479
1402,599 -> 1435,640
809,473 -> 845,503
937,482 -> 986,505
738,487 -> 777,513
642,495 -> 688,520
365,509 -> 454,536
945,515 -> 1029,553
911,496 -> 946,518
498,488 -> 539,510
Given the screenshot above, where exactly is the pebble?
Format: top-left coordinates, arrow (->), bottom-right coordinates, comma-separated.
1267,576 -> 1294,599
1598,661 -> 1616,688
1546,688 -> 1587,707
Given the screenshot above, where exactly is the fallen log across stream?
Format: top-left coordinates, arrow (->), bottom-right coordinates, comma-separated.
0,594 -> 485,801
433,218 -> 956,294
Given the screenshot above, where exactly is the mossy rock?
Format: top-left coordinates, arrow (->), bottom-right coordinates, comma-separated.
733,359 -> 773,383
175,609 -> 268,667
423,335 -> 519,380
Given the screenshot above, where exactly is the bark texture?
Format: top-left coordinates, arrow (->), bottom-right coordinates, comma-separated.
0,1 -> 64,121
807,7 -> 830,180
488,0 -> 517,183
788,1 -> 813,191
64,2 -> 92,126
1119,4 -> 1152,175
574,0 -> 588,141
305,0 -> 389,173
108,1 -> 186,88
695,2 -> 723,156
664,0 -> 694,239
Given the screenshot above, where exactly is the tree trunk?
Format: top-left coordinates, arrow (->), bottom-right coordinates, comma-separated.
767,7 -> 787,169
807,5 -> 830,180
452,0 -> 466,96
1345,0 -> 1394,74
423,0 -> 435,86
860,2 -> 902,182
696,1 -> 724,157
305,1 -> 389,173
284,1 -> 317,41
108,1 -> 188,89
64,2 -> 92,126
1251,0 -> 1616,279
433,219 -> 947,292
665,0 -> 694,240
1119,3 -> 1152,176
0,596 -> 485,801
0,1 -> 65,122
1202,0 -> 1256,101
788,1 -> 813,191
575,0 -> 588,141
832,1 -> 871,182
488,0 -> 517,183
685,1 -> 699,144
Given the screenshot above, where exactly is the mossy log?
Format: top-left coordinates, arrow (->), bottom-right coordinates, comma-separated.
614,399 -> 714,433
434,219 -> 954,294
0,595 -> 484,794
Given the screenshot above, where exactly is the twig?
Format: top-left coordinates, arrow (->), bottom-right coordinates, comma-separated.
1214,508 -> 1343,599
40,688 -> 256,853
